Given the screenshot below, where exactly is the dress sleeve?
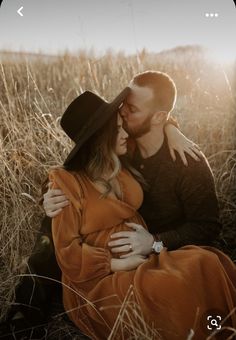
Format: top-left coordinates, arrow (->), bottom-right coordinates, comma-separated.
49,169 -> 112,283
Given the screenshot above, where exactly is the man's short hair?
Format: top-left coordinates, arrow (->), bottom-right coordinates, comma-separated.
131,71 -> 177,114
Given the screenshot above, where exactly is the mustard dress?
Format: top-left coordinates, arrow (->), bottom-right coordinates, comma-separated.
49,168 -> 236,340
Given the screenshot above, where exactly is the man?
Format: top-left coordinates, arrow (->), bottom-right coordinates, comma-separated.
44,71 -> 221,256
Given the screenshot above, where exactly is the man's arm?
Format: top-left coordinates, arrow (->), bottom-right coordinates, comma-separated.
102,153 -> 221,256
154,153 -> 222,250
43,124 -> 202,218
43,185 -> 70,217
164,117 -> 202,165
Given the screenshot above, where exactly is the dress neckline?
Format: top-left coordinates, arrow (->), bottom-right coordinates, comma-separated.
82,170 -> 125,203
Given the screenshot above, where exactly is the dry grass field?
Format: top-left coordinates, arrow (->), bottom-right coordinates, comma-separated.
0,46 -> 235,339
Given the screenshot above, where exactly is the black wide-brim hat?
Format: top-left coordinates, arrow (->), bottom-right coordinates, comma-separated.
60,87 -> 130,166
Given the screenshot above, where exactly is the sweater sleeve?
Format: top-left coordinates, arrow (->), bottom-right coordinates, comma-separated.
154,155 -> 222,250
49,169 -> 112,283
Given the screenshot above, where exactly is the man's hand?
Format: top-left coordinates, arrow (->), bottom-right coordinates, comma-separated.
165,124 -> 203,166
43,182 -> 70,217
108,223 -> 154,257
111,254 -> 147,272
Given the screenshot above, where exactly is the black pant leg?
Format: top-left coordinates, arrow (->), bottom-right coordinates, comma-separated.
8,216 -> 62,325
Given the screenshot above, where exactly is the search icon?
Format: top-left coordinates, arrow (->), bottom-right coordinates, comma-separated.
211,318 -> 219,327
206,314 -> 222,330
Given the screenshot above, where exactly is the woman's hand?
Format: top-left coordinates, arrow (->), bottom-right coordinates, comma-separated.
165,124 -> 202,166
111,255 -> 147,272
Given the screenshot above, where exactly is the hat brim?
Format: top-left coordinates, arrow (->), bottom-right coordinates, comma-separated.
63,87 -> 130,166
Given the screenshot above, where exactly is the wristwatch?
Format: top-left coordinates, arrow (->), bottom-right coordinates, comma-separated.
151,240 -> 164,254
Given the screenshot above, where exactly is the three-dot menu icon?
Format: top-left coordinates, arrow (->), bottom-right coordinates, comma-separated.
205,13 -> 219,18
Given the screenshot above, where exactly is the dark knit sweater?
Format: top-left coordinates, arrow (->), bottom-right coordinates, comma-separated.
129,135 -> 222,251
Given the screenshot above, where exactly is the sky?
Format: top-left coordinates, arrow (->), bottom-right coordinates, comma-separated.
0,0 -> 236,62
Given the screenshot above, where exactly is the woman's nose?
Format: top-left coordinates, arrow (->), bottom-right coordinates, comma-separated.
120,106 -> 127,118
122,128 -> 128,138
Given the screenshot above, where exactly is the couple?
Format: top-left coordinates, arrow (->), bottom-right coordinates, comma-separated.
42,71 -> 236,339
5,71 -> 235,340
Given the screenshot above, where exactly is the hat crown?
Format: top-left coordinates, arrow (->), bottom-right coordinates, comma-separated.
60,91 -> 108,141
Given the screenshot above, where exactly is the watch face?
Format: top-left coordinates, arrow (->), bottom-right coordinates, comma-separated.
153,241 -> 164,253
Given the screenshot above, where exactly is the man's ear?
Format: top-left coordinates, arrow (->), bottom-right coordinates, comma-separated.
152,111 -> 168,124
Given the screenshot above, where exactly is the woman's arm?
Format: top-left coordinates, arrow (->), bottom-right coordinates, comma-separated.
49,169 -> 112,283
164,120 -> 202,166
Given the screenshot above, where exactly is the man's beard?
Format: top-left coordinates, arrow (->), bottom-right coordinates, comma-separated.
124,115 -> 152,138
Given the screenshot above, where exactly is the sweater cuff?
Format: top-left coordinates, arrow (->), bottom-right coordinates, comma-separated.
157,230 -> 183,251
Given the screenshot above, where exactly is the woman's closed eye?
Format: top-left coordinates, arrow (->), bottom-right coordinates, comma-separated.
128,104 -> 138,113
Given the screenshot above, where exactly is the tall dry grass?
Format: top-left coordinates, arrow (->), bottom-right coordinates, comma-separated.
0,47 -> 235,338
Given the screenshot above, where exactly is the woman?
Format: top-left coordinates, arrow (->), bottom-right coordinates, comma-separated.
49,89 -> 236,340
